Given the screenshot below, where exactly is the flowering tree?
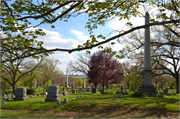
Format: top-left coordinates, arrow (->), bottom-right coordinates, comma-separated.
88,48 -> 123,93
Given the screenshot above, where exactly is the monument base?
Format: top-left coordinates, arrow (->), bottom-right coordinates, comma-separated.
137,84 -> 157,96
45,98 -> 61,102
13,97 -> 28,100
45,94 -> 60,102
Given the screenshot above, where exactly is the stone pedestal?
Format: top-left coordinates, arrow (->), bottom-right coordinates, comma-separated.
14,87 -> 28,100
138,70 -> 157,96
45,85 -> 61,102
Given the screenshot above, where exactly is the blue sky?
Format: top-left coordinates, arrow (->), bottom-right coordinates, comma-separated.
27,6 -> 147,75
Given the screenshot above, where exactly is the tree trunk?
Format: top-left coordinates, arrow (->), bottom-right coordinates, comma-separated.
12,81 -> 16,95
175,75 -> 179,94
102,70 -> 105,93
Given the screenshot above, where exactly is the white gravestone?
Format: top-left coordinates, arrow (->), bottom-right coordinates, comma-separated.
45,85 -> 61,102
14,87 -> 28,100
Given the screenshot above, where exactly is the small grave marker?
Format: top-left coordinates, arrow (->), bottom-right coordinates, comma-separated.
5,97 -> 9,101
64,98 -> 68,103
57,99 -> 62,105
2,101 -> 7,104
117,93 -> 121,98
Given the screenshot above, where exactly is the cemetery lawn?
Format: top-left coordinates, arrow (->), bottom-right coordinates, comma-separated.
1,92 -> 179,118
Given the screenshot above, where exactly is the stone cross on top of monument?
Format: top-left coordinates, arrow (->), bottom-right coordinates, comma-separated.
137,12 -> 157,96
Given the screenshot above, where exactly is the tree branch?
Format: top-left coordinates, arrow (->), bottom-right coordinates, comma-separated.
1,19 -> 179,63
16,1 -> 73,20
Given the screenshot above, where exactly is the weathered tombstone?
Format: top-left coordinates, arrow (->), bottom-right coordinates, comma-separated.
64,98 -> 68,103
57,99 -> 62,105
5,97 -> 9,101
163,87 -> 168,95
113,93 -> 117,100
87,88 -> 90,92
59,90 -> 62,94
92,88 -> 96,93
72,85 -> 74,90
2,101 -> 7,104
72,98 -> 76,100
99,86 -> 102,92
37,94 -> 40,96
63,90 -> 70,96
120,86 -> 123,92
80,95 -> 82,97
7,94 -> 12,99
12,94 -> 15,99
137,12 -> 157,96
45,85 -> 61,102
117,90 -> 123,94
72,89 -> 76,94
77,95 -> 79,98
14,87 -> 28,100
3,94 -> 7,98
33,94 -> 36,96
117,93 -> 121,98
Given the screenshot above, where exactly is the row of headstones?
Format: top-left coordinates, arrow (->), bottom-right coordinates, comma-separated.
160,87 -> 176,96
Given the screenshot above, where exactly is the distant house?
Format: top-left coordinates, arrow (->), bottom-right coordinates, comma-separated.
64,75 -> 88,79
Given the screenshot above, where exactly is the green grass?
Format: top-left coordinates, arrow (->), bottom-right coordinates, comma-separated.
1,88 -> 179,118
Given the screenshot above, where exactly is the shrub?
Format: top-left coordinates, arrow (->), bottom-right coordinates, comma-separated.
130,92 -> 148,97
157,93 -> 164,98
27,88 -> 36,95
122,92 -> 129,95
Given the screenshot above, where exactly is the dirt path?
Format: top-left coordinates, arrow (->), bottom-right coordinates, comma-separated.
1,106 -> 179,118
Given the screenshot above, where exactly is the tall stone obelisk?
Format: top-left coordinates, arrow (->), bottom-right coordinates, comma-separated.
137,12 -> 157,96
82,78 -> 86,88
65,69 -> 69,87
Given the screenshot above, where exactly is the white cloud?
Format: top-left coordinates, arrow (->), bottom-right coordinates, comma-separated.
71,29 -> 89,41
32,28 -> 80,49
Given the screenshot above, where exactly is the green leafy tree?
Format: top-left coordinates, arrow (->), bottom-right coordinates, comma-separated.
1,54 -> 43,94
169,80 -> 176,89
76,77 -> 83,86
39,58 -> 60,93
24,71 -> 41,89
1,1 -> 179,64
